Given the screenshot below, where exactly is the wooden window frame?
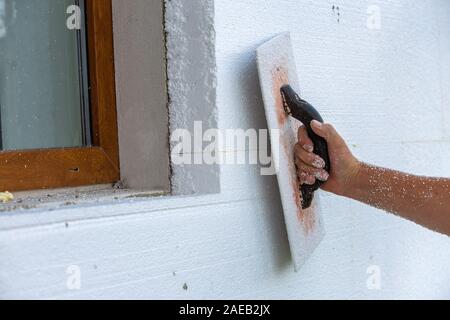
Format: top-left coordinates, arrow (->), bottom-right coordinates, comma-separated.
0,0 -> 120,192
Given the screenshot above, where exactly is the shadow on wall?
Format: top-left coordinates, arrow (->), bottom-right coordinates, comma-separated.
234,39 -> 294,273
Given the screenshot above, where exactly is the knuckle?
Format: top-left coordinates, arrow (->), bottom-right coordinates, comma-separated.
298,149 -> 311,161
305,176 -> 316,185
298,171 -> 307,180
300,164 -> 315,174
306,152 -> 316,162
323,123 -> 336,133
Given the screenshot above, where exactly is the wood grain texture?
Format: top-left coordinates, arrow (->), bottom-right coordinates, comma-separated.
0,148 -> 118,191
86,0 -> 120,167
0,0 -> 120,191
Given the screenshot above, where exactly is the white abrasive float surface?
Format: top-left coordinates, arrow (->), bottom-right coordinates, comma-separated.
256,32 -> 325,271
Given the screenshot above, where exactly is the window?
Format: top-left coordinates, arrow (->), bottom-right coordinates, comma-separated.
0,0 -> 119,191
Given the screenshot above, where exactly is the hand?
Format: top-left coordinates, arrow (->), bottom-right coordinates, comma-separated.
295,120 -> 360,196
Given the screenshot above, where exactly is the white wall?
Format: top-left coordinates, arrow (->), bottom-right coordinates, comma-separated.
214,0 -> 450,298
0,0 -> 449,299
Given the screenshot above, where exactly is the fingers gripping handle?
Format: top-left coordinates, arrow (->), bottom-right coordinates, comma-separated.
280,85 -> 331,209
301,124 -> 330,209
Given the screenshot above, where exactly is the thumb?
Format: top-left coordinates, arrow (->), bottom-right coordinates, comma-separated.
310,120 -> 339,143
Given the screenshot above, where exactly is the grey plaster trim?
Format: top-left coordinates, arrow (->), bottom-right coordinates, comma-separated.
165,0 -> 220,195
112,0 -> 170,191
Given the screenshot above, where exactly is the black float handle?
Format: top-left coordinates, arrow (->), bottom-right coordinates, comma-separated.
280,85 -> 331,209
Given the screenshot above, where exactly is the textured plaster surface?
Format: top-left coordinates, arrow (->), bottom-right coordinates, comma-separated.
165,0 -> 220,195
0,0 -> 450,299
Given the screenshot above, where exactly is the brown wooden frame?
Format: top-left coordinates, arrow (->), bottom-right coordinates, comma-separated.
0,0 -> 120,192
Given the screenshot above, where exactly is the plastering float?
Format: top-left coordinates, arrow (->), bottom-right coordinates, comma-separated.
256,32 -> 329,271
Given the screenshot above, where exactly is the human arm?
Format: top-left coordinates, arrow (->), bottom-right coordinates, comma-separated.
295,120 -> 450,236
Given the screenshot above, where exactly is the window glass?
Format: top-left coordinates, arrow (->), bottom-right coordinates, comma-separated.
0,0 -> 90,151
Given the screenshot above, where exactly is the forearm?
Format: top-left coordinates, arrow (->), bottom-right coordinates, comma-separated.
342,162 -> 450,236
296,122 -> 450,236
